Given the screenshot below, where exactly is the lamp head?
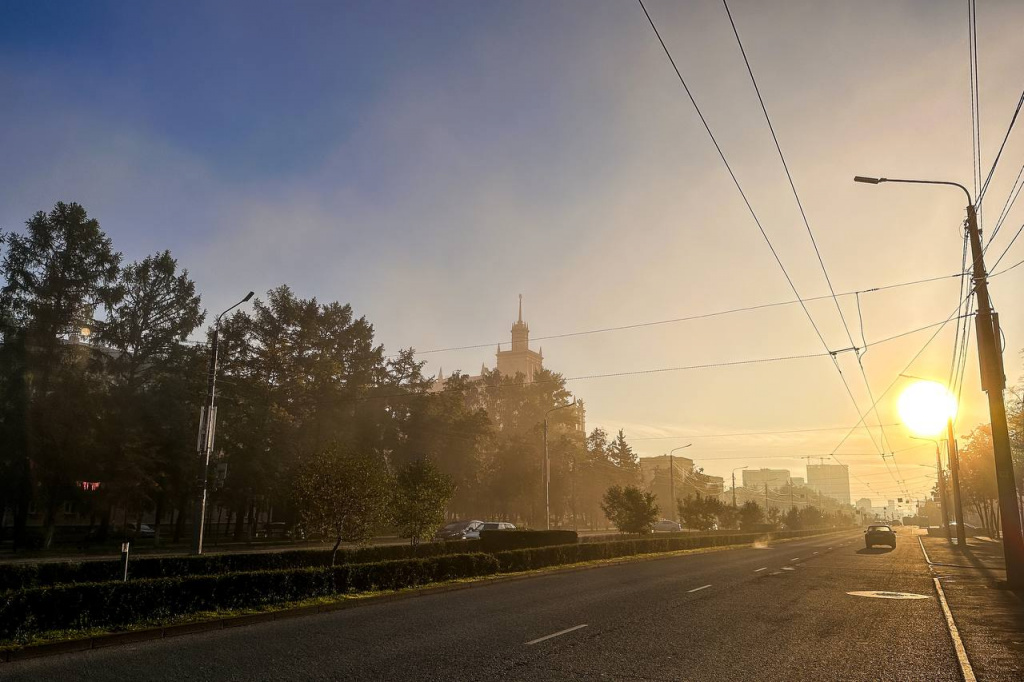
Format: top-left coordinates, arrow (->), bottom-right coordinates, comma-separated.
854,176 -> 885,184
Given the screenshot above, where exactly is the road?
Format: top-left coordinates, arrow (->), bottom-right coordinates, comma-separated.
6,528 -> 962,681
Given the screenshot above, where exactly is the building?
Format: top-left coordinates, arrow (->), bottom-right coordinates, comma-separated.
430,297 -> 585,434
806,464 -> 851,505
856,498 -> 873,514
790,477 -> 805,487
495,296 -> 544,382
742,468 -> 792,491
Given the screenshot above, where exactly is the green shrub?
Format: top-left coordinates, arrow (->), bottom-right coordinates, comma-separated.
479,530 -> 577,553
0,540 -> 483,591
0,553 -> 499,640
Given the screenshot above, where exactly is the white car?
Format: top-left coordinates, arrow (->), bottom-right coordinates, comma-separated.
465,521 -> 516,539
653,519 -> 682,532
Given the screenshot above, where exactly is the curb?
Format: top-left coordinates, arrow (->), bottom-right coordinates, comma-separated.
0,528 -> 853,664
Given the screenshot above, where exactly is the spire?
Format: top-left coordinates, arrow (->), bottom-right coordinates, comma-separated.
518,294 -> 523,323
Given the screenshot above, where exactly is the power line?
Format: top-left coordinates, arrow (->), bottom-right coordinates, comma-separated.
404,271 -> 963,357
978,87 -> 1024,205
991,220 -> 1024,271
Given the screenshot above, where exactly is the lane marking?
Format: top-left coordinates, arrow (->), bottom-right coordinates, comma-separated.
933,578 -> 977,682
790,558 -> 800,561
687,584 -> 712,593
525,624 -> 588,646
754,567 -> 767,572
812,551 -> 818,555
918,536 -> 933,565
781,566 -> 796,571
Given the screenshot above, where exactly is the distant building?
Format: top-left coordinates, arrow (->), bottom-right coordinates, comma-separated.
806,464 -> 851,505
742,468 -> 792,490
856,498 -> 873,514
790,477 -> 805,487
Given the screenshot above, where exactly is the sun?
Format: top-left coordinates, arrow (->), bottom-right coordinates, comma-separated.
897,381 -> 957,437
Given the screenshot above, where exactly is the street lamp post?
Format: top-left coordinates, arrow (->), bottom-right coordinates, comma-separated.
856,175 -> 1024,586
192,291 -> 254,555
946,420 -> 968,547
668,444 -> 692,522
911,435 -> 952,542
543,400 -> 579,531
732,466 -> 748,508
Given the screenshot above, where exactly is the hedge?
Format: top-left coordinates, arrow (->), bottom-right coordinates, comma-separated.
493,528 -> 849,572
0,553 -> 499,640
0,540 -> 483,592
479,530 -> 577,553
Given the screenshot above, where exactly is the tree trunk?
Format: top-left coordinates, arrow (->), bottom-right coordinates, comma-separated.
233,500 -> 246,540
331,536 -> 342,567
172,492 -> 188,543
153,494 -> 165,547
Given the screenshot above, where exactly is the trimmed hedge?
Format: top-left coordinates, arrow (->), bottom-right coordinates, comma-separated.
0,553 -> 499,640
493,528 -> 848,572
0,540 -> 482,592
479,530 -> 577,553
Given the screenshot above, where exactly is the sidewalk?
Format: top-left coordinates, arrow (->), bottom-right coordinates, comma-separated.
920,532 -> 1024,681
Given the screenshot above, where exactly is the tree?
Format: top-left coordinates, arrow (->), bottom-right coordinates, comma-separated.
608,430 -> 639,471
293,445 -> 393,565
393,457 -> 455,545
677,495 -> 723,531
738,500 -> 764,530
601,485 -> 658,534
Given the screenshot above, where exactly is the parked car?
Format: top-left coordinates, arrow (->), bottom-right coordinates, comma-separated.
864,524 -> 896,549
653,519 -> 682,532
465,521 -> 516,539
124,523 -> 155,538
434,520 -> 483,542
949,522 -> 983,537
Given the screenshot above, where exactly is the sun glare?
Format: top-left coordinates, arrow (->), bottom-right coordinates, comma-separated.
897,381 -> 957,437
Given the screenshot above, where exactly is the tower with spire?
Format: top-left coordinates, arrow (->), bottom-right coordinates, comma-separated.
496,295 -> 544,382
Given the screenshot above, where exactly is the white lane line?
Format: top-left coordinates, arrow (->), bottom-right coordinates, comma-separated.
525,624 -> 588,646
812,551 -> 818,555
933,578 -> 977,681
781,566 -> 795,571
687,584 -> 712,593
754,567 -> 767,572
790,558 -> 800,561
918,536 -> 933,565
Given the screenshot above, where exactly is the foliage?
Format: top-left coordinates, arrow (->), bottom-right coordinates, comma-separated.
479,530 -> 577,553
601,485 -> 659,534
738,501 -> 764,530
293,445 -> 394,564
677,495 -> 725,531
393,457 -> 456,545
0,553 -> 500,640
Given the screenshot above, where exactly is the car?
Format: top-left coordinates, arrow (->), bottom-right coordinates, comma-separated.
864,524 -> 896,549
465,521 -> 516,539
123,523 -> 156,538
653,519 -> 682,532
433,520 -> 483,542
949,522 -> 983,537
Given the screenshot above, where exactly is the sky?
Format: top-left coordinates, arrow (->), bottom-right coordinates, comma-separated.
2,0 -> 1023,505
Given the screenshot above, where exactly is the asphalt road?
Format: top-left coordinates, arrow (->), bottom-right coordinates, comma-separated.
6,528 -> 961,681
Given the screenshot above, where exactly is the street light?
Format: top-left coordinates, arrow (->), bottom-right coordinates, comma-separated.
909,434 -> 951,542
731,466 -> 748,508
192,291 -> 255,555
543,399 -> 580,531
668,444 -> 692,522
856,174 -> 1024,586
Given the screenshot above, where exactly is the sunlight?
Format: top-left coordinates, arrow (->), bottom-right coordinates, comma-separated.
897,381 -> 957,437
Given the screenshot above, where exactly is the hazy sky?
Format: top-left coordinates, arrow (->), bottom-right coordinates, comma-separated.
3,1 -> 1023,504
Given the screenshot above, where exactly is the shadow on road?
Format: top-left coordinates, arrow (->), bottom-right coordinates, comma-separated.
856,547 -> 894,555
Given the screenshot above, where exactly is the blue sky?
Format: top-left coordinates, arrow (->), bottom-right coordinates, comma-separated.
3,1 -> 1023,502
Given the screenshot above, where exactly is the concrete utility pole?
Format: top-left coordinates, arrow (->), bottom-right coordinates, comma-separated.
947,420 -> 968,547
192,291 -> 253,555
668,445 -> 692,522
855,175 -> 1024,587
544,400 -> 579,531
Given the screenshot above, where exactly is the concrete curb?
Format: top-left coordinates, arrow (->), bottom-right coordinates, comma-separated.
0,528 -> 853,664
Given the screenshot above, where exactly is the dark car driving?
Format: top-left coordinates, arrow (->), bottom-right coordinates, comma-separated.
864,524 -> 896,549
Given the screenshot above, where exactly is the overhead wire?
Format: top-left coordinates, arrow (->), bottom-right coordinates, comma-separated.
721,0 -> 900,492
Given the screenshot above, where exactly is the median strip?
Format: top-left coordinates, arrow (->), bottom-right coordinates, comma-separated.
525,624 -> 588,645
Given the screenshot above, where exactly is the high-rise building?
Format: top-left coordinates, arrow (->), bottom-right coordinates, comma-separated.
806,464 -> 851,505
495,295 -> 543,382
742,468 -> 792,490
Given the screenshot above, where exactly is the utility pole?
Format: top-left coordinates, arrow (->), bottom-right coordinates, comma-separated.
947,420 -> 967,547
765,483 -> 769,513
669,454 -> 675,522
936,444 -> 952,542
543,400 -> 579,532
732,471 -> 737,508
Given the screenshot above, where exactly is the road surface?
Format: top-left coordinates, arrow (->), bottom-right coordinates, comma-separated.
5,528 -> 961,680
